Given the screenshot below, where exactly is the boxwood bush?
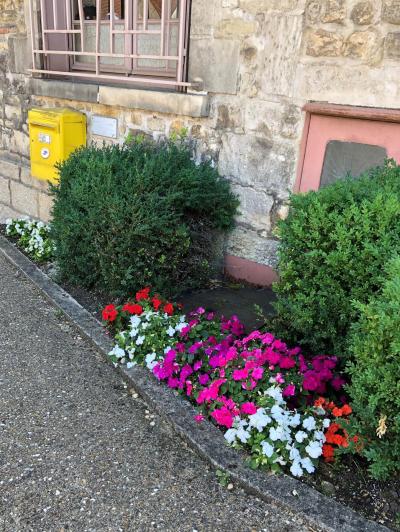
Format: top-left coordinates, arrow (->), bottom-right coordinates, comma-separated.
50,140 -> 238,298
272,161 -> 400,361
346,257 -> 400,479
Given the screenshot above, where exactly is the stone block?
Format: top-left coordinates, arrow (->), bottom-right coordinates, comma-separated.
226,227 -> 280,268
20,167 -> 50,192
0,158 -> 20,180
0,175 -> 10,205
190,0 -> 215,36
98,85 -> 210,118
215,103 -> 243,131
261,14 -> 303,97
321,0 -> 346,23
9,130 -> 29,158
188,39 -> 240,95
240,0 -> 305,13
215,19 -> 258,39
218,133 -> 296,193
0,202 -> 20,222
351,2 -> 375,25
385,32 -> 400,59
344,31 -> 382,65
7,34 -> 29,74
146,116 -> 166,132
231,184 -> 274,233
10,180 -> 39,217
382,1 -> 400,25
306,29 -> 344,57
30,78 -> 99,103
38,192 -> 53,222
306,0 -> 324,24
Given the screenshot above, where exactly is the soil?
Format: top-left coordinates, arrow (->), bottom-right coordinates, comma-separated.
2,229 -> 399,530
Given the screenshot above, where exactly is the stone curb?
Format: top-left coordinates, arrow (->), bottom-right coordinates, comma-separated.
0,235 -> 389,532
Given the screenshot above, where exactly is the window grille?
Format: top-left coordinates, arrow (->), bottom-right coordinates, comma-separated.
28,0 -> 191,88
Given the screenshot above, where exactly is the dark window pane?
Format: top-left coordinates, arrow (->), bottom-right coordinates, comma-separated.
320,140 -> 387,188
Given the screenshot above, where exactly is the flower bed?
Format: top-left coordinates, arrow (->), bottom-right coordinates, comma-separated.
5,217 -> 54,262
104,288 -> 353,479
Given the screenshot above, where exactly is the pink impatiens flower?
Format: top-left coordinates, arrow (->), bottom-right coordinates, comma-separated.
211,407 -> 234,428
194,414 -> 205,423
232,368 -> 249,381
283,384 -> 296,397
241,402 -> 257,415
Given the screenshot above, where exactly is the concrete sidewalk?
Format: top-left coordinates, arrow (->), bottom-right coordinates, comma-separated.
0,253 -> 309,532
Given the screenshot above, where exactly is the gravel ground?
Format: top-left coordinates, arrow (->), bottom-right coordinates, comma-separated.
0,254 -> 312,532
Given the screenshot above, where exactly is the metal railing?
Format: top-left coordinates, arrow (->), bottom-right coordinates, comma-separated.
28,0 -> 191,88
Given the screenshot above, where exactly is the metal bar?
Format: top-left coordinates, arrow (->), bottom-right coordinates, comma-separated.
109,0 -> 114,54
43,29 -> 82,34
176,0 -> 187,83
143,0 -> 149,30
160,0 -> 166,56
65,0 -> 71,30
28,68 -> 192,86
111,29 -> 160,34
39,0 -> 47,52
28,0 -> 37,70
77,0 -> 85,52
131,0 -> 137,72
33,48 -> 179,60
52,0 -> 57,29
95,0 -> 101,75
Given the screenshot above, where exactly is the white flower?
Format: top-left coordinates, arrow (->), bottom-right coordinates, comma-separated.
290,461 -> 303,478
295,430 -> 308,443
109,345 -> 126,359
301,457 -> 316,474
129,328 -> 139,338
269,426 -> 284,442
167,326 -> 176,337
236,426 -> 251,444
323,418 -> 331,429
313,430 -> 325,442
179,315 -> 187,323
175,322 -> 188,332
248,408 -> 272,432
305,441 -> 323,459
127,362 -> 137,369
288,413 -> 301,428
145,353 -> 157,370
270,404 -> 285,421
224,429 -> 237,444
265,386 -> 284,404
302,416 -> 317,431
164,346 -> 173,354
136,335 -> 145,346
130,316 -> 141,328
261,441 -> 274,458
274,456 -> 287,466
289,446 -> 301,462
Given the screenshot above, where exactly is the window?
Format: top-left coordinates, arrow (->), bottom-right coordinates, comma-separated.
28,0 -> 191,89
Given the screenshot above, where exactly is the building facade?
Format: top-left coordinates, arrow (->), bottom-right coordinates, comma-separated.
1,0 -> 400,284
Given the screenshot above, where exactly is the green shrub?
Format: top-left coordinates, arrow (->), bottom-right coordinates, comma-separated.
50,140 -> 238,298
272,161 -> 400,360
345,257 -> 400,479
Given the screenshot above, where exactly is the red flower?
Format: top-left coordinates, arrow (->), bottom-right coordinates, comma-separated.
122,303 -> 143,315
322,444 -> 335,462
332,407 -> 344,417
152,297 -> 162,311
102,304 -> 118,322
341,404 -> 352,416
136,287 -> 150,301
164,303 -> 174,316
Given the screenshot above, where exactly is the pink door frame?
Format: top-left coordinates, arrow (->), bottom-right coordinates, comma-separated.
225,102 -> 400,286
295,103 -> 400,192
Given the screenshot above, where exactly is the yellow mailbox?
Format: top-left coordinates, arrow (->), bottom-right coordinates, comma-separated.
29,108 -> 86,183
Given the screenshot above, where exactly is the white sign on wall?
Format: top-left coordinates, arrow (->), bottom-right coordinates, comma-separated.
91,115 -> 118,138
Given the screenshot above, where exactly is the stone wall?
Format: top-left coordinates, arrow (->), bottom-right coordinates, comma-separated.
1,1 -> 400,281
